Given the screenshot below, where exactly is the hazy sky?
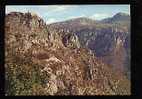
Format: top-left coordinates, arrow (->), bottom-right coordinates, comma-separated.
6,5 -> 130,24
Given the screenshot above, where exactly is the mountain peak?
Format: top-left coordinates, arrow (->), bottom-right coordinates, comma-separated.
101,12 -> 130,24
113,12 -> 129,18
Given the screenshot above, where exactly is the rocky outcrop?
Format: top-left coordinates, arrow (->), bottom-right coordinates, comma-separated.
5,12 -> 130,95
62,32 -> 80,48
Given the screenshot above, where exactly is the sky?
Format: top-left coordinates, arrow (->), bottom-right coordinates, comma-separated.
6,5 -> 130,24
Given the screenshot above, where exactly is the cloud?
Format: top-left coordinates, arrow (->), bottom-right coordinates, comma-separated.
68,14 -> 86,19
90,13 -> 111,20
6,5 -> 78,13
46,18 -> 57,24
42,5 -> 78,16
48,5 -> 75,12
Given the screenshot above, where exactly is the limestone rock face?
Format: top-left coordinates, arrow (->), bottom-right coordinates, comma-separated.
5,12 -> 130,96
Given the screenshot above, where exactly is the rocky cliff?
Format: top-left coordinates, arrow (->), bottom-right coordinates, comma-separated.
5,12 -> 130,95
49,13 -> 130,78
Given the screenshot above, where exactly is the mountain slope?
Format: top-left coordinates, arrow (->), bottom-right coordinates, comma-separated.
5,12 -> 130,95
48,12 -> 130,78
101,12 -> 130,24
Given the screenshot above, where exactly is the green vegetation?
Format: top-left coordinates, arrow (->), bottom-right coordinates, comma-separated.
5,54 -> 49,95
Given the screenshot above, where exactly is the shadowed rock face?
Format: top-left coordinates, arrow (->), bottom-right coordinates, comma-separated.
5,12 -> 130,95
62,33 -> 80,48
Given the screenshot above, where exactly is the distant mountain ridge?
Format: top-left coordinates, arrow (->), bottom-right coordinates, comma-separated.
48,12 -> 130,79
100,12 -> 130,24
